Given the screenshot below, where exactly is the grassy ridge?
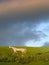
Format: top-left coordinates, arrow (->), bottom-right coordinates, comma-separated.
0,46 -> 49,65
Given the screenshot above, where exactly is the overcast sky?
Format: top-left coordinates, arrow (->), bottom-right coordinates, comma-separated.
0,0 -> 49,47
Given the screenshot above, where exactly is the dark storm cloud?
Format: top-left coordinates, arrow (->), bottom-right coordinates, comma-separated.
0,22 -> 47,46
0,0 -> 49,46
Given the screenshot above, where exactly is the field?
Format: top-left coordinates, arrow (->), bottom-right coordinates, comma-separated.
0,46 -> 49,65
0,62 -> 49,65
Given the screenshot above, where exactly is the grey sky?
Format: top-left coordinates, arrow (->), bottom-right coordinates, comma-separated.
0,0 -> 49,46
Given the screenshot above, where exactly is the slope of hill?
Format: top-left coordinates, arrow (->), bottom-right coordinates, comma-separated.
0,46 -> 49,65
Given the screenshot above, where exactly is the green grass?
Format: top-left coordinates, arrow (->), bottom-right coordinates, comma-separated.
0,46 -> 49,65
0,62 -> 49,65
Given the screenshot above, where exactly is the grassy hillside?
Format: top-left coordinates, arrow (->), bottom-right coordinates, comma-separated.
0,46 -> 49,65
